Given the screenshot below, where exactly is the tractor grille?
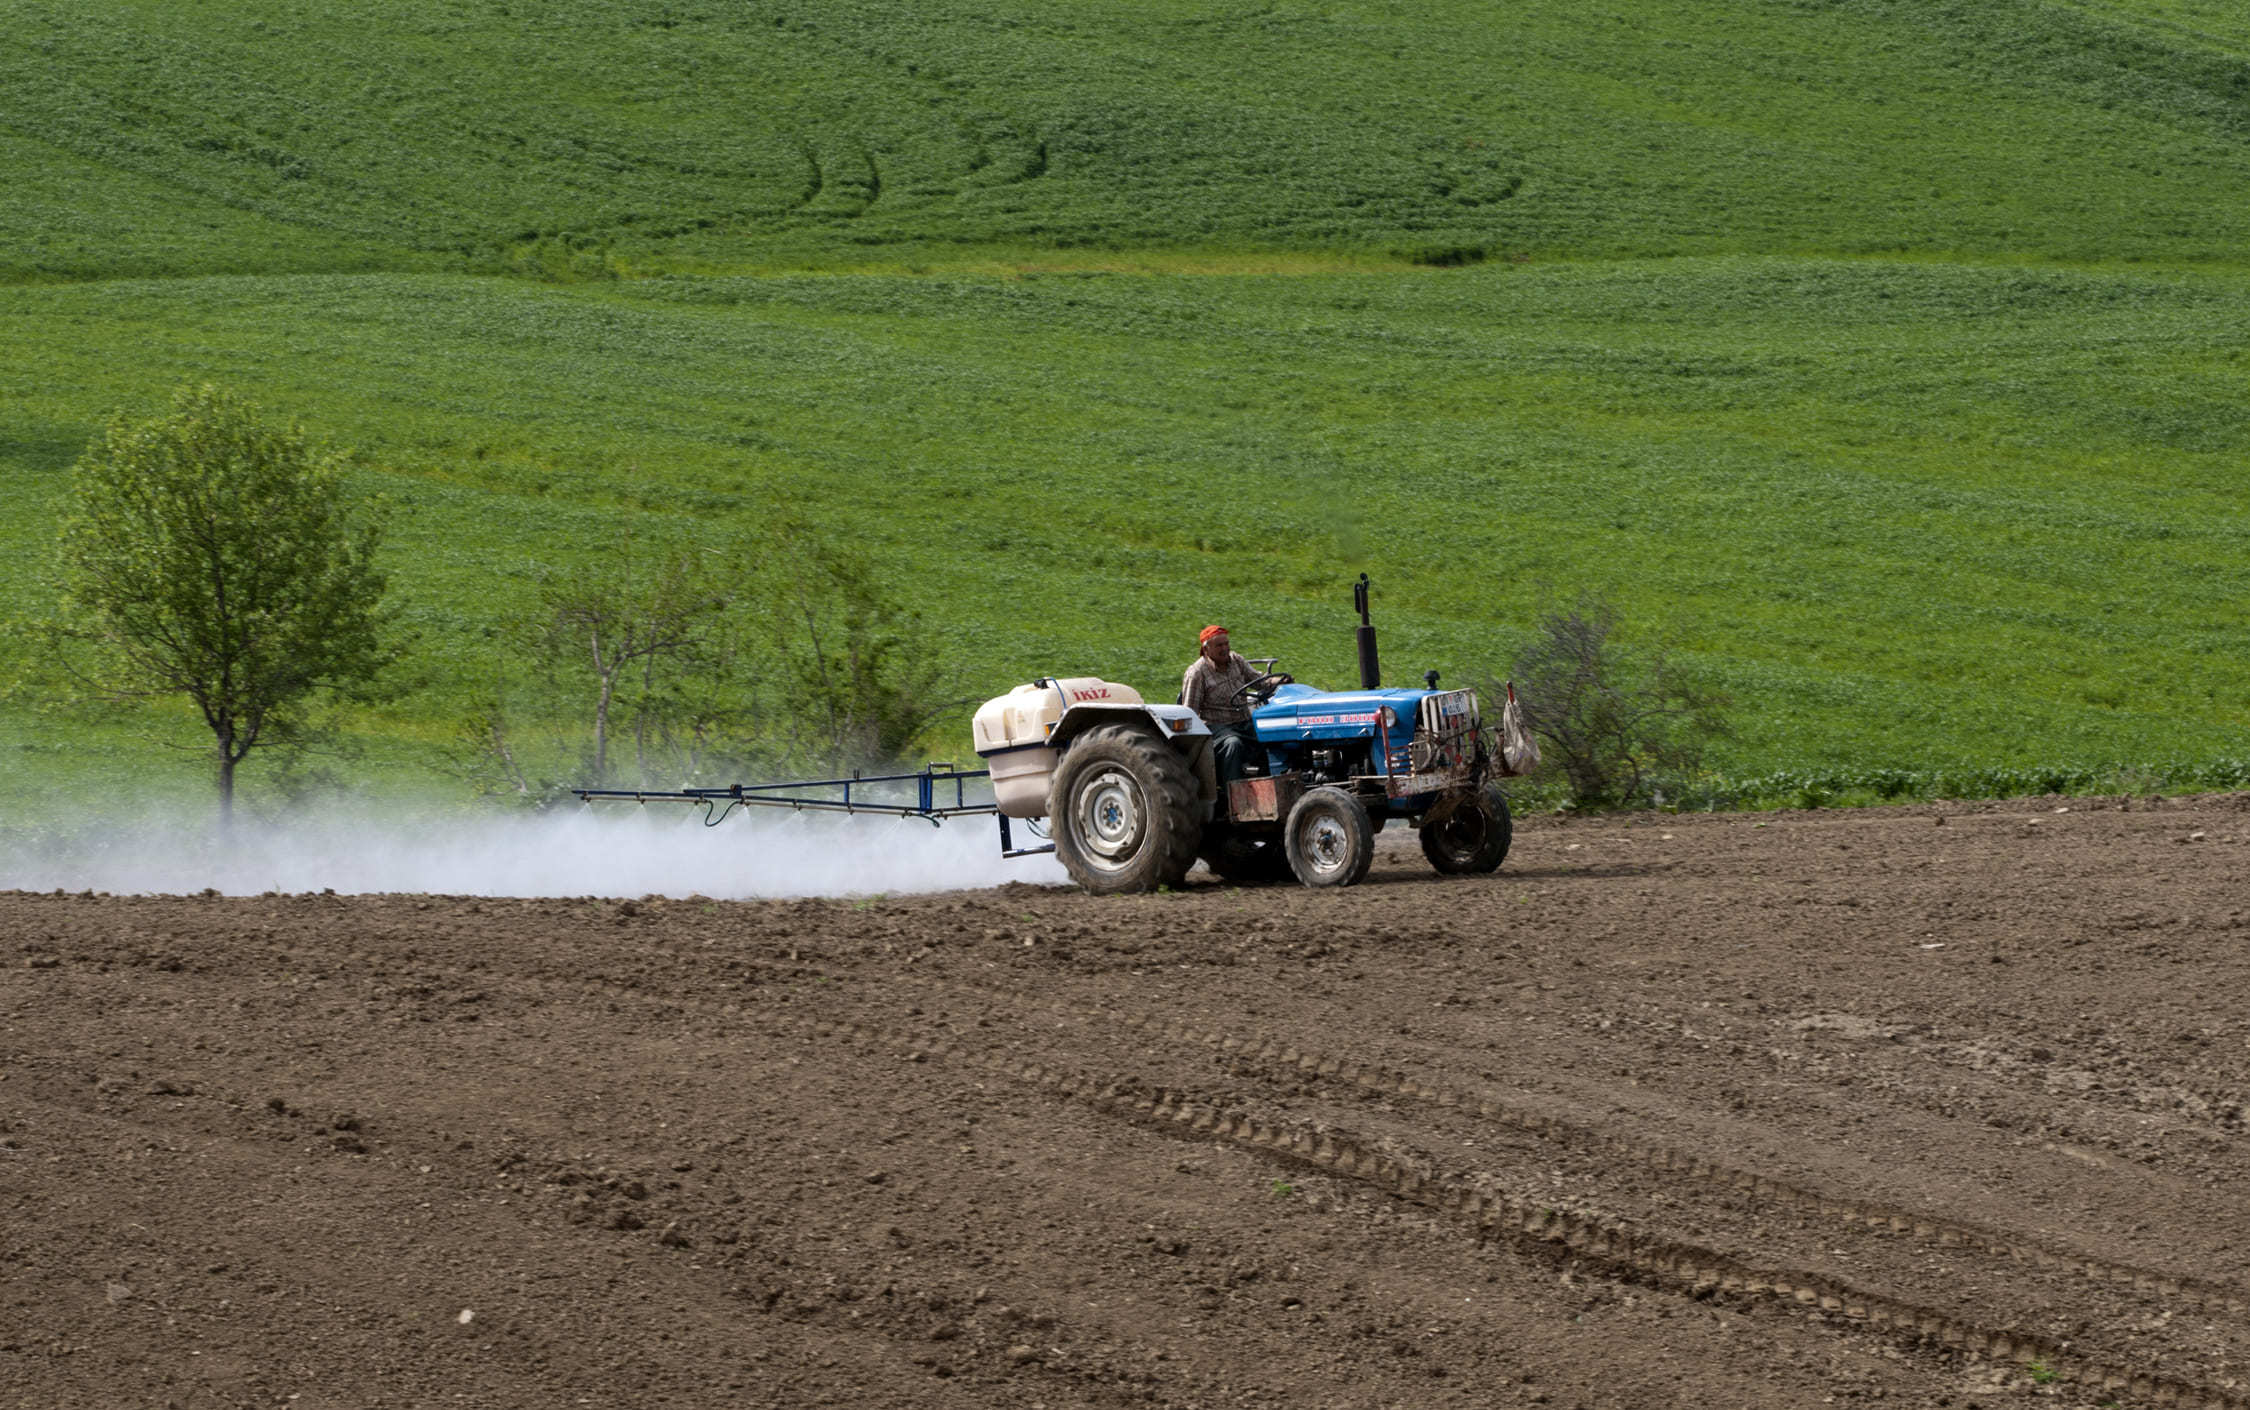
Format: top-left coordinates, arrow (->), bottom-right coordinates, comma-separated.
1412,691 -> 1480,774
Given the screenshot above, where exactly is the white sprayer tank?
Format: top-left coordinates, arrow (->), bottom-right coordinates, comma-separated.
972,677 -> 1145,817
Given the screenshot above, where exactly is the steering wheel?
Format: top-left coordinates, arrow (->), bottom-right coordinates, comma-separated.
1230,671 -> 1293,708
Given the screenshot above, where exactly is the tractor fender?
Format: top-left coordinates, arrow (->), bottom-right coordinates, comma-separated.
1058,704 -> 1218,817
1048,702 -> 1209,752
1045,705 -> 1218,819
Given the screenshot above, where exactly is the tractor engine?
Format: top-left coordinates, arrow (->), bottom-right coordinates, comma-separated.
1302,745 -> 1366,786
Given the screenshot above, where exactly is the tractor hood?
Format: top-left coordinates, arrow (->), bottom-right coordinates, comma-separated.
1251,682 -> 1445,744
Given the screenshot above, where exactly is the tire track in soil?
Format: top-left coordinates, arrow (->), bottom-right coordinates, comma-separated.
664,953 -> 2250,1392
1,960 -> 1211,1409
30,926 -> 2250,1321
17,930 -> 1516,1406
26,929 -> 2247,1403
752,994 -> 2250,1410
876,968 -> 2250,1313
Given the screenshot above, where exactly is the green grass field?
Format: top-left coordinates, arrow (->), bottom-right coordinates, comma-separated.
3,0 -> 2247,819
9,0 -> 2250,277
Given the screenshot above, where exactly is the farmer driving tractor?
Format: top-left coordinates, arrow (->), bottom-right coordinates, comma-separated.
1182,624 -> 1262,784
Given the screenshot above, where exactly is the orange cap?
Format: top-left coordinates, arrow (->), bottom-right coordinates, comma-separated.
1199,624 -> 1228,645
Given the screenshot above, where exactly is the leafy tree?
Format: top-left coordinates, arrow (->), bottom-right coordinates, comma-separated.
764,534 -> 948,770
50,385 -> 395,823
1500,595 -> 1729,810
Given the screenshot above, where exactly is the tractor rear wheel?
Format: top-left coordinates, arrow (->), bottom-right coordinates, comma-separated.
1284,787 -> 1375,888
1048,724 -> 1203,894
1419,782 -> 1512,874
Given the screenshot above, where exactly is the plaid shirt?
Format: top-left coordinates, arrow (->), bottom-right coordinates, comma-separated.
1181,650 -> 1260,727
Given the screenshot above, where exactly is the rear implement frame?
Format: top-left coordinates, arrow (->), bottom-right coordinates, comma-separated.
571,763 -> 1056,859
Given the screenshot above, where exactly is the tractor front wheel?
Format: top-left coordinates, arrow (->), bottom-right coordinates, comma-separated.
1048,724 -> 1203,894
1419,782 -> 1512,874
1284,787 -> 1375,888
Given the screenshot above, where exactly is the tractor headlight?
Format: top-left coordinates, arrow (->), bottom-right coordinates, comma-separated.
1379,706 -> 1398,727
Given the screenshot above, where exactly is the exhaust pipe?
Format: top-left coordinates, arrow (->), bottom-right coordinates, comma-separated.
1354,573 -> 1380,689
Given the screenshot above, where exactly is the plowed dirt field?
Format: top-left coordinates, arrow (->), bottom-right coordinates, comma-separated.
7,796 -> 2250,1410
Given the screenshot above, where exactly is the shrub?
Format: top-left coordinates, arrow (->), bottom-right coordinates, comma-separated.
1497,595 -> 1729,810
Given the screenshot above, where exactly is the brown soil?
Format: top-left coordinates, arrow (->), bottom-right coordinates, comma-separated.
7,795 -> 2250,1410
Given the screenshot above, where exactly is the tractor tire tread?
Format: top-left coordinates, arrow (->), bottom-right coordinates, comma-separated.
1284,786 -> 1376,889
1419,782 -> 1512,874
1048,724 -> 1203,894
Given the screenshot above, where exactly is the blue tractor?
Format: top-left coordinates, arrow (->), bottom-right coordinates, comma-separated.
971,576 -> 1524,893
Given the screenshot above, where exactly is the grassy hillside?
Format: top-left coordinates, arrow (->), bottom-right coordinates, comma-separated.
5,257 -> 2247,813
2,0 -> 2246,819
5,0 -> 2249,280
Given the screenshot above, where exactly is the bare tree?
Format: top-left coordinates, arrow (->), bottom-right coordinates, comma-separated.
534,547 -> 741,785
464,530 -> 954,802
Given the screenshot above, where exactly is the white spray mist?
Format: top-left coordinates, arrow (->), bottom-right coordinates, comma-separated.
0,804 -> 1069,899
